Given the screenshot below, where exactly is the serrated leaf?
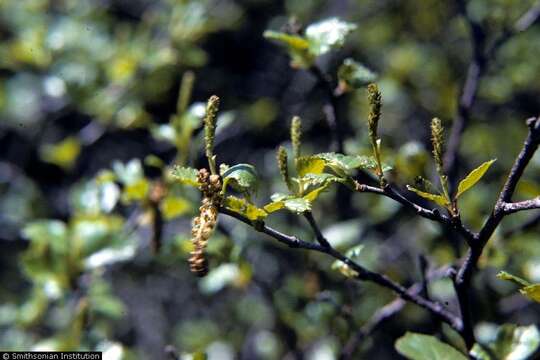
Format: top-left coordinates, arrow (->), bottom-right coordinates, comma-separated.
296,156 -> 326,177
314,153 -> 382,175
406,185 -> 449,207
338,58 -> 377,90
224,196 -> 267,221
395,332 -> 467,360
520,284 -> 540,302
305,18 -> 357,56
171,166 -> 200,187
298,173 -> 341,188
470,324 -> 540,360
284,197 -> 311,214
455,159 -> 496,199
222,164 -> 258,193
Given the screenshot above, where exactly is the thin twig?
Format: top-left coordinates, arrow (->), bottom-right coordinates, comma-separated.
219,207 -> 463,332
304,211 -> 331,248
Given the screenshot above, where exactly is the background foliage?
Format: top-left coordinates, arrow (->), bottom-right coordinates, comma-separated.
1,0 -> 539,359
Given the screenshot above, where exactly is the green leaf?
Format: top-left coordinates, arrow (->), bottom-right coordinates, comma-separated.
303,184 -> 330,202
520,284 -> 540,302
314,153 -> 383,176
305,18 -> 357,56
283,197 -> 311,214
160,195 -> 192,220
224,196 -> 267,221
455,159 -> 496,199
121,178 -> 150,204
395,332 -> 467,360
270,192 -> 290,202
40,136 -> 81,170
406,185 -> 450,207
113,159 -> 144,185
263,30 -> 313,68
171,166 -> 200,187
470,324 -> 540,360
298,173 -> 341,189
496,271 -> 531,287
296,156 -> 326,177
263,201 -> 285,213
222,164 -> 258,194
337,58 -> 377,90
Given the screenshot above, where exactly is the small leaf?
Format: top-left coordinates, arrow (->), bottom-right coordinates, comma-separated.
496,271 -> 531,287
270,193 -> 290,202
222,164 -> 258,193
406,185 -> 449,207
338,58 -> 377,90
263,201 -> 285,213
305,18 -> 357,56
284,198 -> 311,214
122,178 -> 150,204
299,173 -> 341,188
40,136 -> 82,170
455,159 -> 496,199
303,184 -> 330,202
263,30 -> 313,68
296,156 -> 326,177
224,196 -> 267,221
160,196 -> 191,220
171,166 -> 200,187
395,332 -> 468,360
314,153 -> 382,175
520,284 -> 540,302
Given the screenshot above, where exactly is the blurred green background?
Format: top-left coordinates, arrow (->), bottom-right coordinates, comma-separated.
0,0 -> 539,359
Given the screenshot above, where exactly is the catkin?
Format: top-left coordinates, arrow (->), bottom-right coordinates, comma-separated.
189,169 -> 221,277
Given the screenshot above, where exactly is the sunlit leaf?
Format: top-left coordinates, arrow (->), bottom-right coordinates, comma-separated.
263,30 -> 313,68
305,18 -> 357,56
283,197 -> 311,214
496,271 -> 531,287
113,159 -> 144,185
455,159 -> 496,199
303,184 -> 330,202
122,178 -> 150,204
297,173 -> 341,188
296,156 -> 325,177
520,284 -> 540,303
264,201 -> 285,213
160,195 -> 191,220
406,185 -> 449,207
395,332 -> 467,360
171,166 -> 200,187
40,137 -> 81,170
222,164 -> 258,194
224,196 -> 267,221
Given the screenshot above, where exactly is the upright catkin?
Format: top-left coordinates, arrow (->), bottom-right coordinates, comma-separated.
189,168 -> 222,277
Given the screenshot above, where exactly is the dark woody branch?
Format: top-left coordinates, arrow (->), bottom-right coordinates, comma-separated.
219,207 -> 463,333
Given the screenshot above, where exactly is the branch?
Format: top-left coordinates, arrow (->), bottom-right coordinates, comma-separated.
454,116 -> 540,348
219,207 -> 463,332
304,211 -> 331,248
355,183 -> 476,244
501,197 -> 540,214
